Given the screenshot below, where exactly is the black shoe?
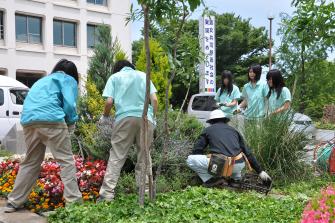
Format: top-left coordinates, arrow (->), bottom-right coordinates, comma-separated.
4,203 -> 17,213
203,177 -> 226,188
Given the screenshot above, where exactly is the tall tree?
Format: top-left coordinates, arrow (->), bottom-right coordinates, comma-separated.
87,25 -> 126,93
277,0 -> 334,112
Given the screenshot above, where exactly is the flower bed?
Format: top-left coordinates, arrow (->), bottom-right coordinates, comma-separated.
301,186 -> 335,223
0,156 -> 106,213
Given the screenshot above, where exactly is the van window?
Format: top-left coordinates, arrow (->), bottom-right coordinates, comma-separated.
0,89 -> 3,106
9,89 -> 28,105
191,96 -> 217,111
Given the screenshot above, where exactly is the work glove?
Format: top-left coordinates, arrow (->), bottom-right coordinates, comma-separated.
99,115 -> 113,125
68,124 -> 75,135
259,171 -> 272,182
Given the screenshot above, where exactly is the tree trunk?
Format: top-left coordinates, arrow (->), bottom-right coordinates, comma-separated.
139,3 -> 154,206
176,74 -> 193,122
299,42 -> 306,113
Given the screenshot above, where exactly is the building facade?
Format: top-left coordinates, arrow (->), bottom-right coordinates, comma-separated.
0,0 -> 131,87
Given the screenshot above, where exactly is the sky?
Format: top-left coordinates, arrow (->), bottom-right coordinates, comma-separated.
131,0 -> 295,50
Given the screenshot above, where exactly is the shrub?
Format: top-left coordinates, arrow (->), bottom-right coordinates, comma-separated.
244,115 -> 310,183
136,39 -> 171,110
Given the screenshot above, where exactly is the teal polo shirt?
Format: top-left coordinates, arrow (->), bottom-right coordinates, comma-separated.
242,81 -> 269,120
214,84 -> 241,117
21,71 -> 78,126
102,67 -> 157,124
268,87 -> 291,114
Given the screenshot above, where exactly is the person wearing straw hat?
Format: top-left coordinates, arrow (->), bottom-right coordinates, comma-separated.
186,109 -> 271,187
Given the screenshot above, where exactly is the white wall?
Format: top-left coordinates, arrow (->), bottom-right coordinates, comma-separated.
0,0 -> 131,86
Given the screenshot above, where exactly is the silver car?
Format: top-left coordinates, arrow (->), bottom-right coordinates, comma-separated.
187,93 -> 317,139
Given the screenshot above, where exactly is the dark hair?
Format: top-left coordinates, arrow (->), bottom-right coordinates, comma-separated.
113,60 -> 135,74
266,69 -> 285,99
220,70 -> 234,96
52,59 -> 79,83
248,64 -> 262,82
208,118 -> 230,125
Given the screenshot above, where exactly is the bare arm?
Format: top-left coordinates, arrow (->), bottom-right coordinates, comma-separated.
150,93 -> 158,117
226,99 -> 238,107
271,101 -> 291,115
103,97 -> 113,116
239,99 -> 247,109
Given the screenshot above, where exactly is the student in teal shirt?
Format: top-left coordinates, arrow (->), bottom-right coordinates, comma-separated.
240,64 -> 268,120
214,70 -> 241,118
266,69 -> 291,115
5,59 -> 82,213
98,60 -> 158,202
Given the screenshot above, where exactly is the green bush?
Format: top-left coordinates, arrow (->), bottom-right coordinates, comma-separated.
136,39 -> 171,110
244,115 -> 310,183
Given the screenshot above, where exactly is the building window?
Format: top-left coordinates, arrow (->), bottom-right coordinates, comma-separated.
53,20 -> 77,47
0,11 -> 4,40
15,14 -> 42,43
87,24 -> 100,48
87,0 -> 107,6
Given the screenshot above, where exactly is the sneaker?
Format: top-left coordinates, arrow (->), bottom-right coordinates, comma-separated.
4,203 -> 17,213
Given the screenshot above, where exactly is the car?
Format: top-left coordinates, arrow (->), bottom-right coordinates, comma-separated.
187,93 -> 217,126
0,76 -> 29,144
187,93 -> 317,139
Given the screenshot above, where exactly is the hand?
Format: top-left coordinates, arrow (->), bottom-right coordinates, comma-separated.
99,115 -> 112,125
68,124 -> 75,135
218,102 -> 227,107
259,171 -> 272,182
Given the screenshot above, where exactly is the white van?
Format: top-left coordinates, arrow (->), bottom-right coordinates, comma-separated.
0,76 -> 29,144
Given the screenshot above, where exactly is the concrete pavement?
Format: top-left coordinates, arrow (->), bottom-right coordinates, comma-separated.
0,199 -> 46,223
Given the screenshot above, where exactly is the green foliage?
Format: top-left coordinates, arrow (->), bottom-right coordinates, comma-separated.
133,13 -> 271,107
0,149 -> 13,157
277,0 -> 335,113
315,121 -> 335,130
87,25 -> 127,93
290,0 -> 335,49
214,12 -> 269,81
303,61 -> 335,119
49,179 -> 332,223
136,39 -> 171,110
75,81 -> 112,159
244,115 -> 309,183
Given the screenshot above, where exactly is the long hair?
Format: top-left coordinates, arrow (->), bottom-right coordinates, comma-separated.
220,70 -> 234,96
248,64 -> 262,82
52,59 -> 79,83
266,69 -> 285,99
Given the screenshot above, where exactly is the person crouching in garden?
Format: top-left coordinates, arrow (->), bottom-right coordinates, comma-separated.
98,60 -> 158,202
266,69 -> 292,116
5,59 -> 82,213
186,110 -> 271,187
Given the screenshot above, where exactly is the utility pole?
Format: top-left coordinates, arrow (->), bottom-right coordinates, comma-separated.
268,15 -> 274,70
